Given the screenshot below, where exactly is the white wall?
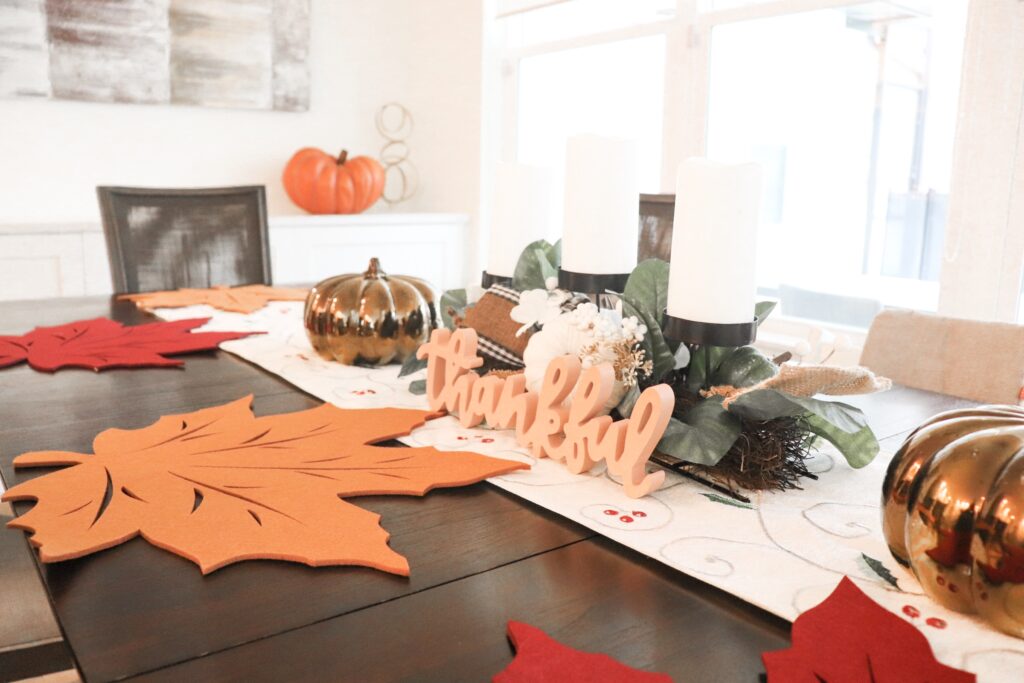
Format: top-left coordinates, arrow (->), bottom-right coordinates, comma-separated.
938,0 -> 1024,322
0,0 -> 487,272
390,0 -> 487,274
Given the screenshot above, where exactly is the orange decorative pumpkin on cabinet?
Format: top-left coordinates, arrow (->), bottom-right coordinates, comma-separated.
283,148 -> 385,214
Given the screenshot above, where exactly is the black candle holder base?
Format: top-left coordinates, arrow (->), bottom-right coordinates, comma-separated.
557,268 -> 630,295
480,271 -> 513,289
662,314 -> 757,347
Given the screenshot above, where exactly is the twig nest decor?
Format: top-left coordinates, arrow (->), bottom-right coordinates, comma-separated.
304,258 -> 437,366
881,405 -> 1024,638
522,302 -> 651,415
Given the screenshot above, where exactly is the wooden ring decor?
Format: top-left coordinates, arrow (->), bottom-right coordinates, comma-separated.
881,405 -> 1024,638
416,328 -> 675,498
375,102 -> 418,204
305,258 -> 437,366
282,147 -> 385,214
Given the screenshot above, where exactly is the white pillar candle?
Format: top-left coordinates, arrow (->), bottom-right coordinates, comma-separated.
667,158 -> 763,325
486,163 -> 553,278
561,135 -> 639,275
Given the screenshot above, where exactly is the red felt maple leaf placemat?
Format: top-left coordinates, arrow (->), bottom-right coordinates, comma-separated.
494,621 -> 672,683
762,577 -> 975,682
0,317 -> 255,372
120,284 -> 309,314
2,397 -> 527,575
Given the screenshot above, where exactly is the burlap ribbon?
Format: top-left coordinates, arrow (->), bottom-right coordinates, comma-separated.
712,363 -> 892,409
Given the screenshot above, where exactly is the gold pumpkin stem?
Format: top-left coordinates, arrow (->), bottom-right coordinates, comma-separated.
364,257 -> 385,280
337,149 -> 349,165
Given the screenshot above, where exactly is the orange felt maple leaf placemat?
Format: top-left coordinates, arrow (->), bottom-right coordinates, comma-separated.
2,397 -> 527,575
0,317 -> 256,372
120,284 -> 309,314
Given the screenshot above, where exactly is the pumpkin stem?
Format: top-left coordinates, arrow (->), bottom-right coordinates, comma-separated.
337,149 -> 349,165
364,257 -> 384,279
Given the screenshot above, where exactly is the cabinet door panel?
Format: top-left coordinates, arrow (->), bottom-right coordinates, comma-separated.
0,234 -> 85,301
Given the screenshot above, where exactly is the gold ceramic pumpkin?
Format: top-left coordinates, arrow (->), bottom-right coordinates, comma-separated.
304,258 -> 437,365
882,405 -> 1024,637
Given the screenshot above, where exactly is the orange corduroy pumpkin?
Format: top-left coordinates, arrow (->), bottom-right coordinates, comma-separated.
282,148 -> 385,214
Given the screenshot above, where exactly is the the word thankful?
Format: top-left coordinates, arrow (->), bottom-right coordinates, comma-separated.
416,328 -> 675,497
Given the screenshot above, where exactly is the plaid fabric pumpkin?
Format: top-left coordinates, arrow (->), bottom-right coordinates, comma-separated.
459,285 -> 529,369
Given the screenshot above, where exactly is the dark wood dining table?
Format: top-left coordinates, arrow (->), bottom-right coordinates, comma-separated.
0,295 -> 974,682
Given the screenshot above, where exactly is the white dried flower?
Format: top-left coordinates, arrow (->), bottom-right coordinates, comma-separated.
510,289 -> 565,336
522,306 -> 653,415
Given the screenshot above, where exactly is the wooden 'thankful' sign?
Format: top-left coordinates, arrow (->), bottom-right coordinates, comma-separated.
416,328 -> 675,498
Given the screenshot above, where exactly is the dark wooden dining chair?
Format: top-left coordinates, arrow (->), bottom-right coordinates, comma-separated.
97,186 -> 272,294
638,193 -> 674,262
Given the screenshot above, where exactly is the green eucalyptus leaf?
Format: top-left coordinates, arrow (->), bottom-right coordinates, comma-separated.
805,414 -> 879,469
624,259 -> 670,318
398,352 -> 428,378
685,345 -> 732,391
616,383 -> 641,418
712,346 -> 778,389
755,300 -> 777,327
620,294 -> 674,383
408,379 -> 427,395
656,400 -> 742,466
439,288 -> 468,330
727,390 -> 868,433
537,249 -> 558,281
512,239 -> 560,291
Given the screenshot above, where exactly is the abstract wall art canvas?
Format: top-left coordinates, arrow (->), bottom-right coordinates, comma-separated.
0,0 -> 310,111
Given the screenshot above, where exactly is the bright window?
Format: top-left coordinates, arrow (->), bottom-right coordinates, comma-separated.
516,36 -> 666,194
502,0 -> 674,48
706,3 -> 966,326
496,0 -> 971,329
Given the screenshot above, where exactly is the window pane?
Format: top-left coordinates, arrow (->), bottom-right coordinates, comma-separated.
516,35 -> 666,195
700,0 -> 935,14
503,0 -> 674,48
706,3 -> 966,327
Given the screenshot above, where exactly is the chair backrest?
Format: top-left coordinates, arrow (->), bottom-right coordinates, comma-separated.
860,309 -> 1024,404
97,186 -> 271,293
638,193 -> 674,262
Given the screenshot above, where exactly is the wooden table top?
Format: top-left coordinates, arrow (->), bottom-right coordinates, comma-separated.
0,296 -> 974,682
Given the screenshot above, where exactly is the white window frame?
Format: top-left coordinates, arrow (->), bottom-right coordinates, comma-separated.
489,0 -> 1024,325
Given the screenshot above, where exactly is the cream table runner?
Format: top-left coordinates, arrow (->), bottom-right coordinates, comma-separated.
152,301 -> 1023,680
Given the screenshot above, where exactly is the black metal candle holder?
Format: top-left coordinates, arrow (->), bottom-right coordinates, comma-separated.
557,268 -> 630,295
557,268 -> 632,309
662,314 -> 757,348
480,271 -> 513,289
661,313 -> 758,393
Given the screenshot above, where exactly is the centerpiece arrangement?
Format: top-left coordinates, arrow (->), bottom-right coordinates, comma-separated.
398,143 -> 888,500
401,238 -> 887,499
